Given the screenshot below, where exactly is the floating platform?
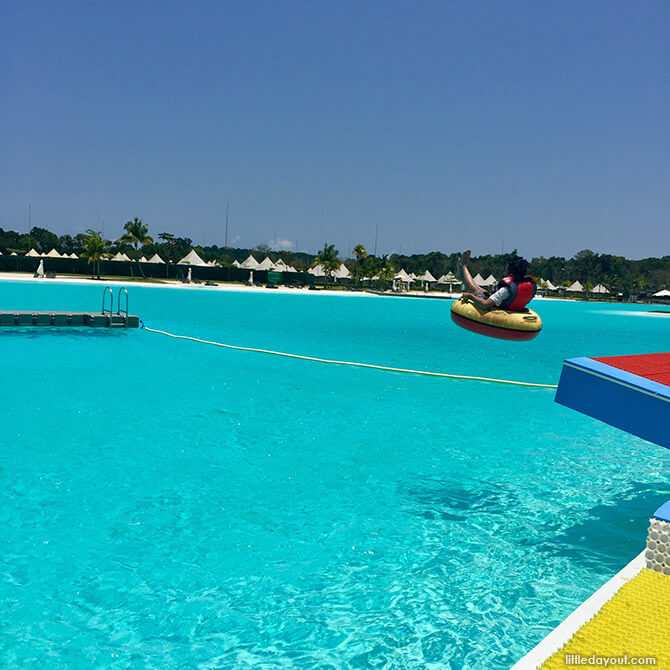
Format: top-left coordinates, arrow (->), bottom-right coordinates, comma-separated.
514,503 -> 670,669
0,311 -> 139,328
554,352 -> 670,449
512,354 -> 670,667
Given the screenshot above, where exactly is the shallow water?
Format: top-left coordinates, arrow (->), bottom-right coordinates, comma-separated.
0,281 -> 668,668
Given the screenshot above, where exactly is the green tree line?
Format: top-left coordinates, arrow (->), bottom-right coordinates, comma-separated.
1,224 -> 667,293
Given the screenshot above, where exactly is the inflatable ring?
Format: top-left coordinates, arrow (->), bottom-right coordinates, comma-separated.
450,298 -> 542,341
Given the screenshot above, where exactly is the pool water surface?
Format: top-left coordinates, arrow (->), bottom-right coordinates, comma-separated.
0,280 -> 668,668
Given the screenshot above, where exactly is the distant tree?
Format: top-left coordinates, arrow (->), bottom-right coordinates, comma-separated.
0,228 -> 27,253
254,244 -> 271,256
81,230 -> 110,280
119,217 -> 153,257
352,244 -> 368,284
377,255 -> 396,289
30,226 -> 59,254
316,243 -> 340,281
74,233 -> 88,254
58,234 -> 76,255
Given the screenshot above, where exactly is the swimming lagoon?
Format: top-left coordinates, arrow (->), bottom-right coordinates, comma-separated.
1,280 -> 668,668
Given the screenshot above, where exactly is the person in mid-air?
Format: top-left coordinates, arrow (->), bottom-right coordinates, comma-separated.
457,250 -> 537,311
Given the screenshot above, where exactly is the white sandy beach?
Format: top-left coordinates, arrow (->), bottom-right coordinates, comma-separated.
0,271 -> 468,299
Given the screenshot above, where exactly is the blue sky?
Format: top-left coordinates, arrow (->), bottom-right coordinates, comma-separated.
2,1 -> 668,259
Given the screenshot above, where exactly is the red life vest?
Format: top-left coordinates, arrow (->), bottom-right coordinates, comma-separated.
497,275 -> 537,311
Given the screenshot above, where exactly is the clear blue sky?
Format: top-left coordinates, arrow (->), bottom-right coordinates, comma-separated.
2,1 -> 668,259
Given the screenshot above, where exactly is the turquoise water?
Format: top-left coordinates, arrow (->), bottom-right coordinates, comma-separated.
1,280 -> 668,669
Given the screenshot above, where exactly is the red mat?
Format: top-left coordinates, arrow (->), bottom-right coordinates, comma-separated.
592,352 -> 670,387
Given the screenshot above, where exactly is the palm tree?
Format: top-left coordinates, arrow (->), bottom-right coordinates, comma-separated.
352,244 -> 368,284
119,217 -> 153,277
81,230 -> 110,280
158,232 -> 177,278
316,243 -> 340,283
119,217 -> 153,255
377,255 -> 396,290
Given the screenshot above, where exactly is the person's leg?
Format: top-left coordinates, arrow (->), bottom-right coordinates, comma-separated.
457,250 -> 485,294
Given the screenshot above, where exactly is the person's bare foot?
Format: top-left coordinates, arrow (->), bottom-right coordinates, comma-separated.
456,249 -> 471,280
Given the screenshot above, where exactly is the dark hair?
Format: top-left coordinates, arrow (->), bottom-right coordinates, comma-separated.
507,256 -> 529,282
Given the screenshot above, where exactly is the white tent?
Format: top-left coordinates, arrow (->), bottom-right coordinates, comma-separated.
273,258 -> 289,271
544,280 -> 559,291
26,248 -> 41,257
394,269 -> 413,291
334,263 -> 351,279
138,256 -> 148,263
69,253 -> 79,259
566,281 -> 584,292
591,284 -> 610,294
147,253 -> 165,264
45,248 -> 62,258
437,271 -> 460,285
256,256 -> 275,271
417,270 -> 437,283
308,264 -> 326,277
473,273 -> 486,285
483,274 -> 497,287
232,259 -> 241,268
285,265 -> 298,273
653,289 -> 670,297
409,272 -> 418,280
111,252 -> 131,262
240,254 -> 260,269
178,249 -> 208,266
437,271 -> 461,292
395,269 -> 414,282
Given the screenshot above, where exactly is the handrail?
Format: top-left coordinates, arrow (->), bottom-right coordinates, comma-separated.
102,286 -> 113,318
117,287 -> 129,328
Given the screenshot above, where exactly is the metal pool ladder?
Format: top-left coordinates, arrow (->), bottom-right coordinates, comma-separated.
102,286 -> 132,328
102,286 -> 114,317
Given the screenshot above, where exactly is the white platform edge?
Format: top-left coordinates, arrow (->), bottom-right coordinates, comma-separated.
511,549 -> 647,670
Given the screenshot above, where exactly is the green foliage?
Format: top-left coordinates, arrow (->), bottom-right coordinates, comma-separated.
29,227 -> 59,253
81,230 -> 110,279
316,243 -> 340,278
119,217 -> 153,254
142,232 -> 193,264
1,222 -> 668,296
0,228 -> 30,254
351,244 -> 369,283
377,255 -> 396,287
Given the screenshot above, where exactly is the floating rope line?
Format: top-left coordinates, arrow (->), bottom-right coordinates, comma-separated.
143,325 -> 558,389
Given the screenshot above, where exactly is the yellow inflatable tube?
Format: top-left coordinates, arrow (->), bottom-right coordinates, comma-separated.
450,298 -> 542,341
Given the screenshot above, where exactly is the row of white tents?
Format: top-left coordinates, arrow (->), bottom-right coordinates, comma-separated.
232,254 -> 298,272
25,248 -> 79,259
13,247 -> 218,267
555,280 -> 611,294
106,249 -> 221,266
6,247 -> 669,297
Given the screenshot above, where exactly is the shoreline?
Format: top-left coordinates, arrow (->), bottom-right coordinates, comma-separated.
1,272 -> 665,306
0,272 -> 377,298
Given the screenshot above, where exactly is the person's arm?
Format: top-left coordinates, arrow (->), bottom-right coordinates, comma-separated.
462,292 -> 496,309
